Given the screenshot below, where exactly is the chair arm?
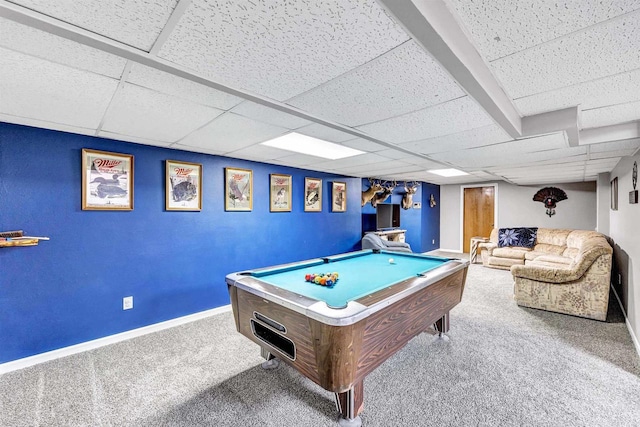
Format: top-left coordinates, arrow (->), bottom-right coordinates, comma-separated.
478,242 -> 497,254
510,264 -> 578,283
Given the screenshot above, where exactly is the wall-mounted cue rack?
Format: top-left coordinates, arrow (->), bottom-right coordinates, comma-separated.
0,230 -> 49,248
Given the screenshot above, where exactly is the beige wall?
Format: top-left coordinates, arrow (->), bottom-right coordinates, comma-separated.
440,181 -> 597,251
609,154 -> 640,353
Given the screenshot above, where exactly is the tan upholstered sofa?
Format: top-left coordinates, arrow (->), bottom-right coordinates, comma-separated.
479,228 -> 613,321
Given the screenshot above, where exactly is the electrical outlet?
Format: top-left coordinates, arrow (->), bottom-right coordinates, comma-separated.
123,296 -> 133,310
432,239 -> 435,244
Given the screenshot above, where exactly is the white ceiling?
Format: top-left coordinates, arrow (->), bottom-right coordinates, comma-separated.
1,0 -> 640,185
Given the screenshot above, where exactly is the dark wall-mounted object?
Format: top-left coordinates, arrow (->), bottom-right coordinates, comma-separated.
630,191 -> 638,204
533,187 -> 568,217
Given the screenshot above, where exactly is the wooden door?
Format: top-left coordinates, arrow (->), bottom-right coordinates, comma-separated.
463,187 -> 495,253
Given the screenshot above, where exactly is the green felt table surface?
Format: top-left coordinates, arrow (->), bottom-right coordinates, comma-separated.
251,251 -> 449,308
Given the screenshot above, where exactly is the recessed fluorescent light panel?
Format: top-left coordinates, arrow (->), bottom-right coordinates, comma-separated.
428,168 -> 469,177
261,132 -> 364,160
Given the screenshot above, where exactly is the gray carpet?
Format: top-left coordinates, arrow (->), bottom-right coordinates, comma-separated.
1,255 -> 639,426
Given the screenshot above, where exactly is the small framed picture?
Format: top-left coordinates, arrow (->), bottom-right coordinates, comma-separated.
166,160 -> 202,211
82,148 -> 133,210
611,177 -> 618,211
332,181 -> 347,212
270,174 -> 292,212
225,167 -> 253,211
304,177 -> 322,212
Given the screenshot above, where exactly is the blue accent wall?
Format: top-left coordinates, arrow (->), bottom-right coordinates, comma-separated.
0,122 -> 363,363
421,183 -> 440,252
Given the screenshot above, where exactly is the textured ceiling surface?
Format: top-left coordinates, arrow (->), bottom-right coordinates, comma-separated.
1,0 -> 639,185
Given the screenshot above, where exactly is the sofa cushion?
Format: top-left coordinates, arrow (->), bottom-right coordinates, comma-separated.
524,251 -> 547,260
524,260 -> 573,269
498,227 -> 538,248
536,228 -> 572,246
532,243 -> 566,256
566,230 -> 604,249
489,256 -> 524,268
533,255 -> 573,265
493,247 -> 528,259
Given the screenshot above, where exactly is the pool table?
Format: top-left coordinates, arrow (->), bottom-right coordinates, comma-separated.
226,250 -> 469,426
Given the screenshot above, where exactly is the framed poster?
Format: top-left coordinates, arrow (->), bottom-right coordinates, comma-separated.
304,177 -> 322,212
270,173 -> 292,212
166,160 -> 202,211
332,181 -> 347,212
82,148 -> 133,210
611,177 -> 618,211
225,167 -> 252,211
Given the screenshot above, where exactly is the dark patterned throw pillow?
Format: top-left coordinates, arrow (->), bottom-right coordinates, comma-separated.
498,227 -> 538,248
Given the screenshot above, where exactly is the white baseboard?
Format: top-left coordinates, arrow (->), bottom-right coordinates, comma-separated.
437,248 -> 463,253
0,305 -> 232,375
611,286 -> 640,358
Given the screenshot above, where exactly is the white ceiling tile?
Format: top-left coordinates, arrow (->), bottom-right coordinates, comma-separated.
11,0 -> 179,51
432,142 -> 585,168
589,150 -> 635,160
331,161 -> 390,174
225,144 -> 293,162
230,101 -> 311,129
429,132 -> 568,167
126,63 -> 243,110
357,97 -> 494,143
97,130 -> 172,148
169,143 -> 226,156
374,149 -> 416,160
0,48 -> 118,129
287,41 -> 464,126
340,138 -> 390,152
581,101 -> 640,129
491,12 -> 640,99
0,18 -> 126,78
355,163 -> 425,176
512,177 -> 589,185
448,0 -> 640,61
101,83 -> 223,143
313,153 -> 389,170
515,69 -> 640,116
178,112 -> 288,152
295,123 -> 356,143
401,157 -> 447,169
398,124 -> 512,154
0,113 -> 96,137
588,138 -> 640,153
157,0 -> 409,100
270,153 -> 326,167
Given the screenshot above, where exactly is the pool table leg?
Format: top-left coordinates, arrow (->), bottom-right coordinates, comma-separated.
433,312 -> 450,338
260,347 -> 280,370
334,380 -> 363,427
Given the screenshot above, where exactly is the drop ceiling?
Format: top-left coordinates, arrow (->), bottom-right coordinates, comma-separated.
1,0 -> 639,185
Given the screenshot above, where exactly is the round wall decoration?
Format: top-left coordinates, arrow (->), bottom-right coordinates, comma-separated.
633,161 -> 637,190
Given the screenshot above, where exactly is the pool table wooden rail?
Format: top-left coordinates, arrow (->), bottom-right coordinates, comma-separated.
227,267 -> 467,394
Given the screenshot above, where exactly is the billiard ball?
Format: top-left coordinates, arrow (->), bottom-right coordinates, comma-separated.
389,258 -> 395,264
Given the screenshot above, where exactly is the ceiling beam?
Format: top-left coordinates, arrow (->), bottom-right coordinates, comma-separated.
377,0 -> 522,138
521,106 -> 580,147
579,122 -> 640,145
